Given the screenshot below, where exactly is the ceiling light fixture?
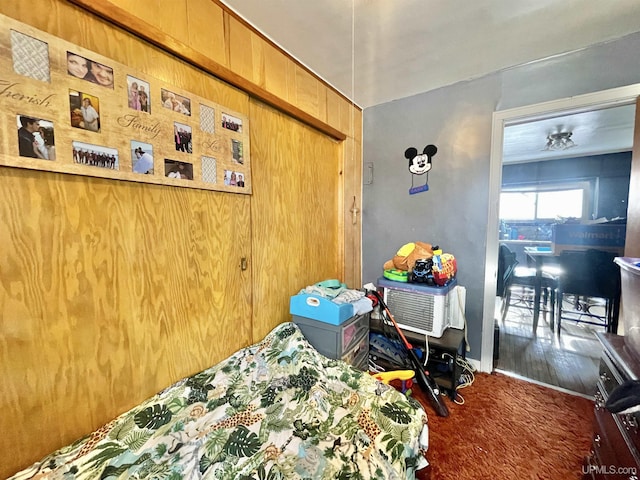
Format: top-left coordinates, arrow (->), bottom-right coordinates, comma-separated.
544,131 -> 577,151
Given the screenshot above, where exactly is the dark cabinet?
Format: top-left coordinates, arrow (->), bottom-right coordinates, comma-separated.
369,316 -> 466,400
584,333 -> 640,480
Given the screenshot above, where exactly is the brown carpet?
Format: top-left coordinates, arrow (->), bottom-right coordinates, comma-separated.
413,371 -> 594,480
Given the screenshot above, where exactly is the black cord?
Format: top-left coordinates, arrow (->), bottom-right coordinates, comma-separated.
369,290 -> 412,368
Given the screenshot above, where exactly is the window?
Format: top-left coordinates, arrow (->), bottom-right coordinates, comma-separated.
500,185 -> 587,221
500,192 -> 535,220
537,189 -> 584,219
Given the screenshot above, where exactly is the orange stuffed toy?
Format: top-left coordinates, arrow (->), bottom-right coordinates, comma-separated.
383,242 -> 433,272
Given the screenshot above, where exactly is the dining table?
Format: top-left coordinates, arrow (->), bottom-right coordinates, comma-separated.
524,246 -> 622,335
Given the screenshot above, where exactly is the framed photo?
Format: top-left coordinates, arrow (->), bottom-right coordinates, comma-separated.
16,115 -> 55,160
161,88 -> 191,116
72,141 -> 119,170
224,169 -> 245,188
222,112 -> 242,133
231,139 -> 244,164
127,75 -> 150,113
164,159 -> 193,180
69,90 -> 101,132
174,122 -> 192,154
131,140 -> 154,174
0,14 -> 251,194
66,51 -> 114,88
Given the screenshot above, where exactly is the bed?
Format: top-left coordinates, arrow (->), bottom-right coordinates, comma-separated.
10,322 -> 428,479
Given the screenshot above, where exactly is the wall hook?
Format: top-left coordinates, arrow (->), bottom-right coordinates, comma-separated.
350,196 -> 360,225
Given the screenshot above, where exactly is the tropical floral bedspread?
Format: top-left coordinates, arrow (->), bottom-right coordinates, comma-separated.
11,322 -> 428,480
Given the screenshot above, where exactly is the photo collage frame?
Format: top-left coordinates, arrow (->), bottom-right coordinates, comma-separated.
0,14 -> 251,194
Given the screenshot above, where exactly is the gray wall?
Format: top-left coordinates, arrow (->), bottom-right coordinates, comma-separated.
502,152 -> 632,220
363,31 -> 640,361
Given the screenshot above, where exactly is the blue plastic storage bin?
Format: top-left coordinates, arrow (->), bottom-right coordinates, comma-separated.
289,294 -> 354,325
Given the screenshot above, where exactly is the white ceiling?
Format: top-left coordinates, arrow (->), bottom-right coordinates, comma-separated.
221,0 -> 640,162
502,105 -> 636,164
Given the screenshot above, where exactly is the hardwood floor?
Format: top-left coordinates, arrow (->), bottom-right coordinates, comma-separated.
493,295 -> 605,397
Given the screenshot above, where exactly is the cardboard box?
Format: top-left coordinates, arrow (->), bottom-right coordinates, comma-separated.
552,223 -> 626,255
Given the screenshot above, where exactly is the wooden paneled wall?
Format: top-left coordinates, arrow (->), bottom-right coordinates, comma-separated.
0,168 -> 253,476
0,0 -> 362,477
70,0 -> 363,287
249,99 -> 341,341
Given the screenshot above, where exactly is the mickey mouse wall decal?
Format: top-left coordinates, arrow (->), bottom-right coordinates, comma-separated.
405,144 -> 437,195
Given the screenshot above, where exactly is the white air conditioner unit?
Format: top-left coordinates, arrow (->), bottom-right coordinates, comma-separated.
447,285 -> 466,331
379,279 -> 466,338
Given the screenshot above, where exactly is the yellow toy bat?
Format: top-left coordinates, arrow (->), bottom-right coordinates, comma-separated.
372,370 -> 415,384
371,370 -> 416,395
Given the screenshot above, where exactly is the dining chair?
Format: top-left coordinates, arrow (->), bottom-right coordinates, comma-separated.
497,244 -> 517,319
555,249 -> 621,335
499,244 -> 559,330
497,244 -> 518,296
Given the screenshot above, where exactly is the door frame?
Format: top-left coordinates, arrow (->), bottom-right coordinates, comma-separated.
480,83 -> 640,373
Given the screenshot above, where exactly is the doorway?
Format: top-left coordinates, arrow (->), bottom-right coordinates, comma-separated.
480,84 -> 640,379
495,105 -> 634,395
